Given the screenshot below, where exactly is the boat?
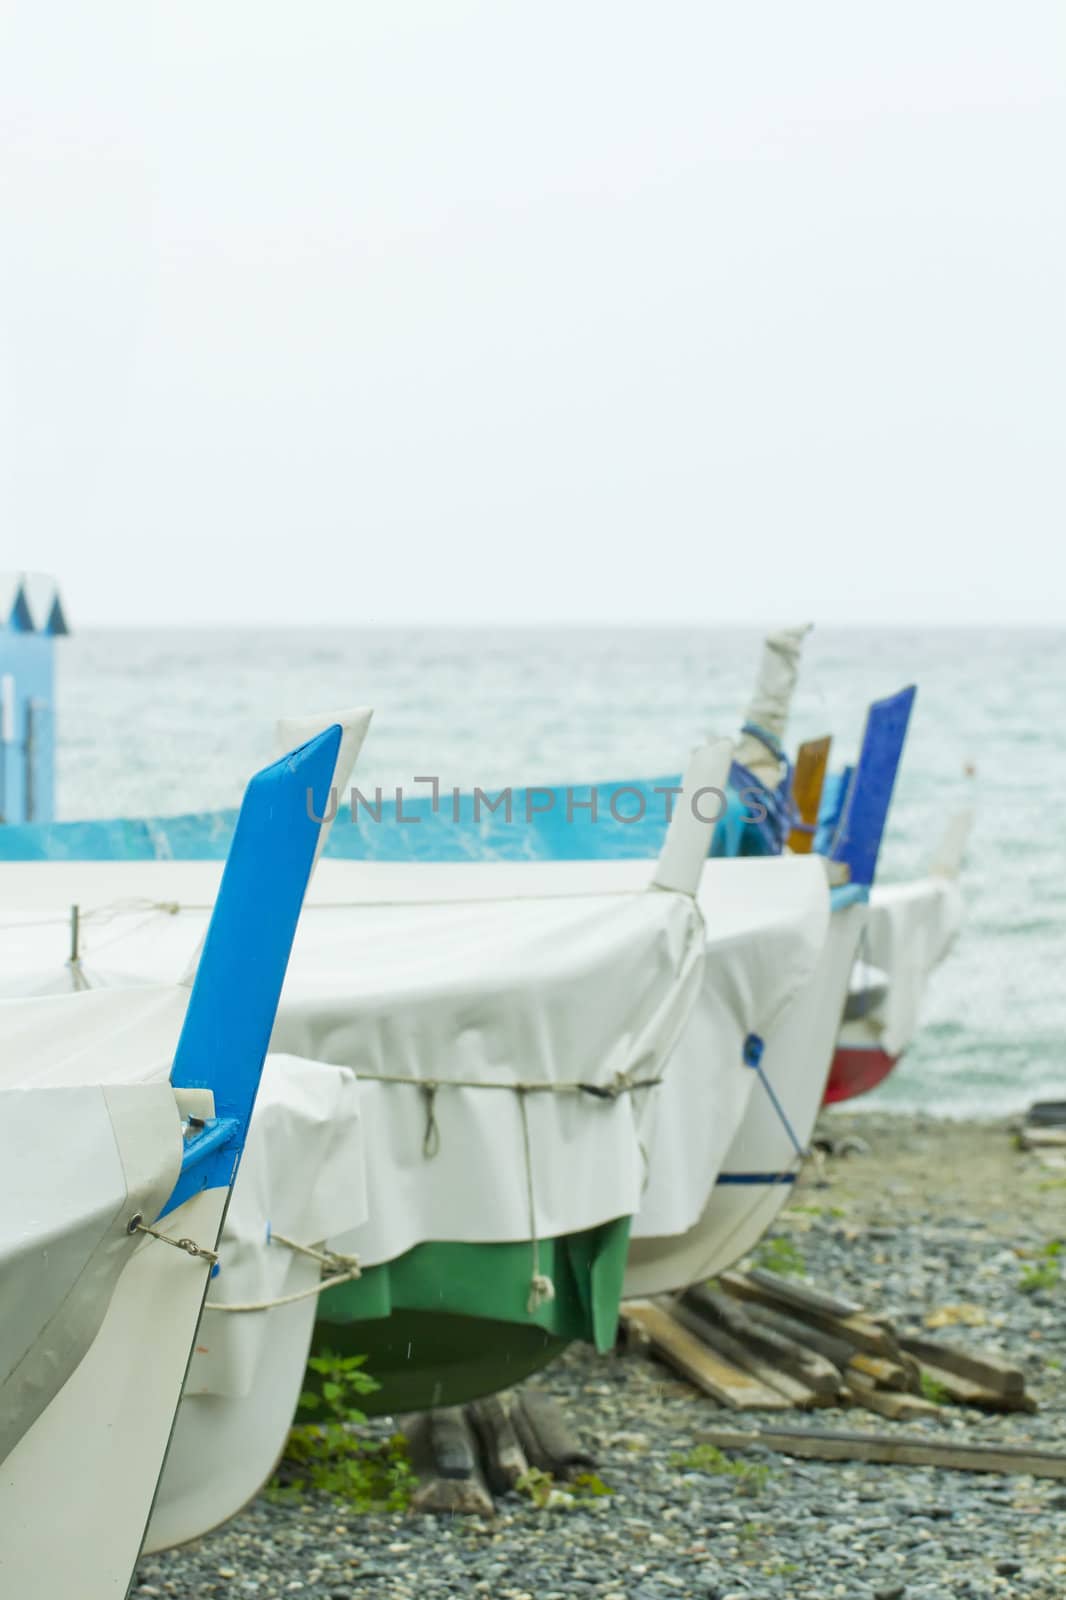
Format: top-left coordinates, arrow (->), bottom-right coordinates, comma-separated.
625,684 -> 916,1291
824,808 -> 972,1104
0,732 -> 832,1511
0,722 -> 355,1597
0,640 -> 938,1546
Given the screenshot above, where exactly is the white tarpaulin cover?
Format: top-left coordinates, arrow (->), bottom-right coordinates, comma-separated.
144,1053 -> 365,1553
0,856 -> 828,1271
0,987 -> 186,1462
631,854 -> 827,1240
842,876 -> 963,1057
186,1054 -> 364,1399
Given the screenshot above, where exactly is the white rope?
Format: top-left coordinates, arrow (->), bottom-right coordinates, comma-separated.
516,1088 -> 555,1312
204,1232 -> 362,1315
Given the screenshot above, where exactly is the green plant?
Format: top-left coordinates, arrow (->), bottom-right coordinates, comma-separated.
515,1466 -> 557,1508
569,1471 -> 614,1499
669,1443 -> 771,1490
515,1467 -> 614,1510
753,1235 -> 806,1278
919,1371 -> 951,1405
269,1350 -> 416,1511
1020,1240 -> 1063,1294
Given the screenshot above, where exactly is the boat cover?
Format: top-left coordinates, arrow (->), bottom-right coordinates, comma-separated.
0,987 -> 185,1463
840,875 -> 964,1057
145,1052 -> 364,1551
0,857 -> 827,1271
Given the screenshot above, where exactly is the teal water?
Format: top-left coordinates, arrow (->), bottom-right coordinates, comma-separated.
56,626 -> 1065,1117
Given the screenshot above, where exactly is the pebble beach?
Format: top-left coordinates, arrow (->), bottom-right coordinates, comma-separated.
135,1114 -> 1066,1600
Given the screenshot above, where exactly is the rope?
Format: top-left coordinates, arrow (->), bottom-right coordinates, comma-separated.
205,1232 -> 362,1314
355,1069 -> 661,1312
421,1083 -> 441,1158
516,1088 -> 555,1313
732,729 -> 796,855
739,1036 -> 806,1164
355,1070 -> 659,1312
357,1068 -> 663,1101
129,1215 -> 219,1266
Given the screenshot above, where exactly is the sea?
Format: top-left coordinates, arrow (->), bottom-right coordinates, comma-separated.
56,624 -> 1065,1119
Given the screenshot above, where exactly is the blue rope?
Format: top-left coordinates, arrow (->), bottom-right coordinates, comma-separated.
743,1033 -> 808,1162
733,725 -> 797,855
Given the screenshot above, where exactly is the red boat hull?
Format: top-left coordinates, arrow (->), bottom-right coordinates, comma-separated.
823,1044 -> 899,1105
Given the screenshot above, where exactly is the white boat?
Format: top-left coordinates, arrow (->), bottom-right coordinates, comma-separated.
825,810 -> 971,1104
0,721 -> 361,1597
0,736 -> 833,1543
625,681 -> 922,1293
625,880 -> 866,1293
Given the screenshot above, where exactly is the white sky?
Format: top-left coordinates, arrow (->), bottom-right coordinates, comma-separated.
1,3 -> 1063,626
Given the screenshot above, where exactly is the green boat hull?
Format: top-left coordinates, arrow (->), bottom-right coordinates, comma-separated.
313,1219 -> 630,1415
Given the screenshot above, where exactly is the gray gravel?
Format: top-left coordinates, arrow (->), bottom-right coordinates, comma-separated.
135,1116 -> 1066,1599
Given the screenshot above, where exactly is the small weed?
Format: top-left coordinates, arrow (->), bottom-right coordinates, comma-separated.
569,1471 -> 614,1498
919,1371 -> 951,1405
515,1467 -> 614,1510
1020,1241 -> 1063,1295
269,1350 -> 416,1511
669,1443 -> 771,1490
516,1466 -> 559,1509
753,1235 -> 806,1277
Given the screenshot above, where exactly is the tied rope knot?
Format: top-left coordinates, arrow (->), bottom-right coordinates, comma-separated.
420,1081 -> 441,1158
206,1232 -> 362,1314
578,1066 -> 663,1101
527,1273 -> 557,1313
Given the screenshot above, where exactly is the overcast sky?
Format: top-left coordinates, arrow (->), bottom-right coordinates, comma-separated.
2,3 -> 1063,626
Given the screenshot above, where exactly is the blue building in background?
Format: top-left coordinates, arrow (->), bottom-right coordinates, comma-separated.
0,574 -> 69,825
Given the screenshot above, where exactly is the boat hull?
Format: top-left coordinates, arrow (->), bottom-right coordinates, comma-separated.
824,1043 -> 899,1104
0,1188 -> 224,1597
314,1310 -> 569,1417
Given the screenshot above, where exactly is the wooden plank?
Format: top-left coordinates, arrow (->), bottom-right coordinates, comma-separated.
914,1361 -> 1036,1415
899,1337 -> 1026,1400
620,1303 -> 790,1410
1021,1128 -> 1066,1149
847,1353 -> 910,1392
788,735 -> 832,854
513,1391 -> 596,1478
695,1425 -> 1066,1479
744,1268 -> 866,1319
429,1407 -> 478,1479
682,1286 -> 843,1400
722,1272 -> 898,1359
844,1373 -> 942,1422
404,1413 -> 495,1516
467,1397 -> 529,1495
670,1301 -> 826,1408
740,1300 -> 859,1373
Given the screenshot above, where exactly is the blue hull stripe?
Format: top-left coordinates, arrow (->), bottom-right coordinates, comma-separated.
716,1172 -> 797,1186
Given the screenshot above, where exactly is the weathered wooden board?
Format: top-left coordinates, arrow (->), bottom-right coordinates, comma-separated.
695,1424 -> 1066,1478
621,1303 -> 790,1410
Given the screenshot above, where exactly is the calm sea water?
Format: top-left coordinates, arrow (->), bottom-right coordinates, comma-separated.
57,625 -> 1066,1117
